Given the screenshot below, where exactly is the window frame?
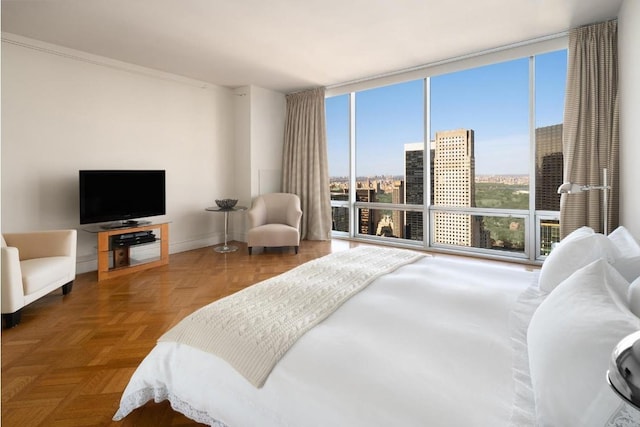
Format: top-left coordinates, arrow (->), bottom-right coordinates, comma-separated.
326,36 -> 567,263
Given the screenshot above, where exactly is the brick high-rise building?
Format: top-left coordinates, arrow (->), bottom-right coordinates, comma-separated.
433,129 -> 486,247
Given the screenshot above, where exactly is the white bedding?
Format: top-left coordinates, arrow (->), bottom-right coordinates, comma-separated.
158,246 -> 425,388
114,252 -> 541,426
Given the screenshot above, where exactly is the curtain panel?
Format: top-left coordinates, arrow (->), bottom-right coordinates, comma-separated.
560,20 -> 619,238
282,88 -> 332,240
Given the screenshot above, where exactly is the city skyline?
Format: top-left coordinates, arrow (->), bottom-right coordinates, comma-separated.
329,127 -> 545,252
326,49 -> 567,178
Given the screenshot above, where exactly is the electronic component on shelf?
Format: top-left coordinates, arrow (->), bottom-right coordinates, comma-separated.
110,231 -> 157,247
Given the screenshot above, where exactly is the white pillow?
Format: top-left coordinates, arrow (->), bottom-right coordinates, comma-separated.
628,276 -> 640,318
606,227 -> 640,282
614,256 -> 640,282
539,231 -> 617,293
609,226 -> 640,258
528,259 -> 639,427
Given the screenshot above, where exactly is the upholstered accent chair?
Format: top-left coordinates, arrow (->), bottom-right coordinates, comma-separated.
247,193 -> 302,255
1,229 -> 77,328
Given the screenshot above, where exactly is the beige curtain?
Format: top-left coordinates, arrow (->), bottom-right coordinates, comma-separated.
282,88 -> 332,240
560,20 -> 619,238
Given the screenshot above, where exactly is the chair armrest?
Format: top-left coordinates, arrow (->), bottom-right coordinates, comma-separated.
1,246 -> 25,313
286,207 -> 303,229
3,230 -> 77,261
247,198 -> 267,228
286,199 -> 303,229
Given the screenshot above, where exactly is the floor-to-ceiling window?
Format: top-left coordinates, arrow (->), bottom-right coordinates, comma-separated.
430,58 -> 530,256
354,80 -> 424,242
534,50 -> 567,256
327,45 -> 567,262
327,94 -> 351,234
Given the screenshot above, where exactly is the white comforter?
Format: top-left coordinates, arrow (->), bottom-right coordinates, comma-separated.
114,254 -> 540,426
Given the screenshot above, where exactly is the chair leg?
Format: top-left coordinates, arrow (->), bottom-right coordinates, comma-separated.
295,246 -> 299,254
248,247 -> 253,255
62,281 -> 74,295
3,310 -> 22,329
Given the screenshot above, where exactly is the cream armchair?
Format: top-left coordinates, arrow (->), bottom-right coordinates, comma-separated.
1,229 -> 77,328
247,193 -> 302,255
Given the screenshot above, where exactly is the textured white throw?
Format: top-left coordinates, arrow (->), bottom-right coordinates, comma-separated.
159,246 -> 426,387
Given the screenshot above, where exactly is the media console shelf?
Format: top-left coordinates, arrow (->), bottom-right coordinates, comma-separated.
89,222 -> 169,281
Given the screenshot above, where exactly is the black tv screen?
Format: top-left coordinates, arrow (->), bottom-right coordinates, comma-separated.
79,170 -> 166,226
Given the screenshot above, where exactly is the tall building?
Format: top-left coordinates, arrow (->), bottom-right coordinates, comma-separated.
404,143 -> 424,240
433,129 -> 485,247
540,219 -> 560,255
535,124 -> 563,211
330,191 -> 349,232
391,180 -> 405,238
356,188 -> 377,235
330,186 -> 384,236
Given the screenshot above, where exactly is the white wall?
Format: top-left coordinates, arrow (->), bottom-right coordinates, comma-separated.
250,86 -> 286,197
233,86 -> 253,207
232,85 -> 285,241
1,35 -> 237,273
618,0 -> 640,238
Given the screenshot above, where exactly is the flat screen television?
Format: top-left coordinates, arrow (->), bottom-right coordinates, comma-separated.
79,170 -> 166,228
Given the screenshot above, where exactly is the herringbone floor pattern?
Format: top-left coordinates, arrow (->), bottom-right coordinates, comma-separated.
1,239 -> 362,427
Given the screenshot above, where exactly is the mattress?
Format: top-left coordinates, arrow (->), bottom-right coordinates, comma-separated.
114,250 -> 541,426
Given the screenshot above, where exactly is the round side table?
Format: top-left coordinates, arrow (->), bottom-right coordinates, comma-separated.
205,206 -> 247,253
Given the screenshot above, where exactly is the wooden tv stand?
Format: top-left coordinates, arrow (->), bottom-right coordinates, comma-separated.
94,222 -> 169,281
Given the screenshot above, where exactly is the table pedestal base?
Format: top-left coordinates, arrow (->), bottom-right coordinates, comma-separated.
214,244 -> 238,253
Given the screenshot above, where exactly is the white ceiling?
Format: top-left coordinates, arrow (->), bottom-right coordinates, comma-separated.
1,0 -> 623,93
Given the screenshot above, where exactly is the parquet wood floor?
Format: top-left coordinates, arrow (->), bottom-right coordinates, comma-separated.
1,239 -> 362,427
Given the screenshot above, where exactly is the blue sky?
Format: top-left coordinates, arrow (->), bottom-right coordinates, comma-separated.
326,49 -> 567,177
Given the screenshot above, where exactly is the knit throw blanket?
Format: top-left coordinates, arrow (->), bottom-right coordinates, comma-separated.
158,246 -> 426,387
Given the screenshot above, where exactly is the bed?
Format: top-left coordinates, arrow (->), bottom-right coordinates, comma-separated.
113,227 -> 640,427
